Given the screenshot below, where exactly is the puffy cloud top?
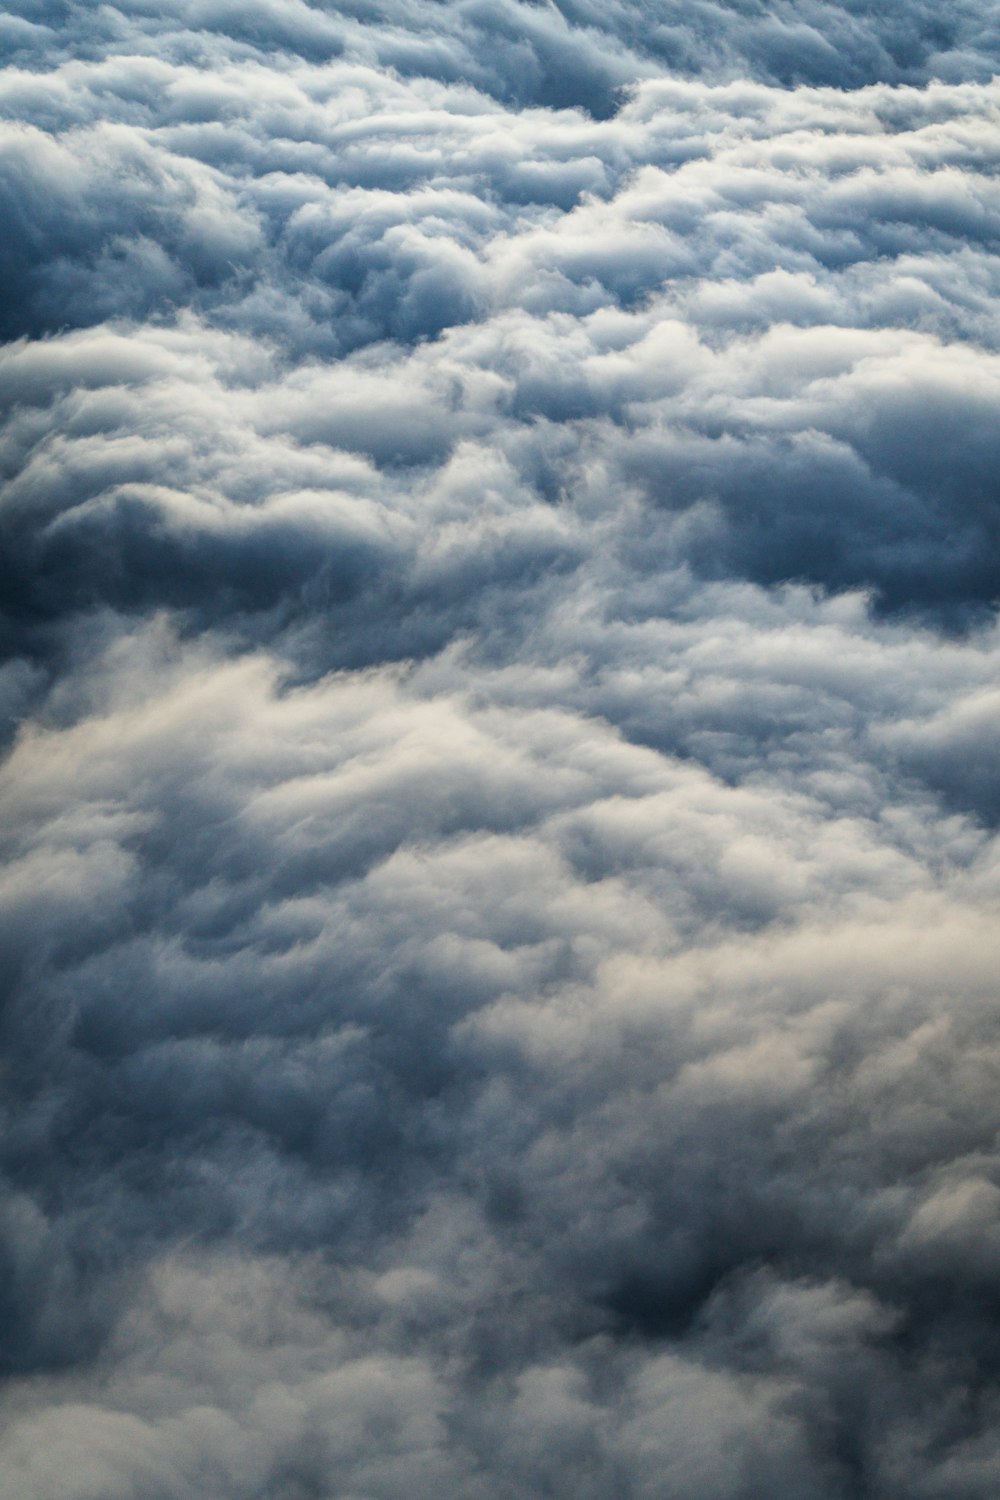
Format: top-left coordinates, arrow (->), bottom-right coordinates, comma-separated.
1,4 -> 999,1498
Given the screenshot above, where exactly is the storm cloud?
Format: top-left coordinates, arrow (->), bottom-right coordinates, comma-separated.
1,3 -> 999,1498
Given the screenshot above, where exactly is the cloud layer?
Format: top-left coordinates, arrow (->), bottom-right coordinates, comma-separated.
1,4 -> 999,1498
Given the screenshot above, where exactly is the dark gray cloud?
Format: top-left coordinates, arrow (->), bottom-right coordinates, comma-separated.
1,3 -> 1000,1497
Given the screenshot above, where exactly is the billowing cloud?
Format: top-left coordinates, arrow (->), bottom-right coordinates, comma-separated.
1,3 -> 999,1497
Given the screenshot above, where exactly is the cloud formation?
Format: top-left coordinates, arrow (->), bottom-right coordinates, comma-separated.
1,3 -> 999,1498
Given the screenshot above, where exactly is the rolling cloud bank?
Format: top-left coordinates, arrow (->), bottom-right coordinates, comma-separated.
2,3 -> 1000,1496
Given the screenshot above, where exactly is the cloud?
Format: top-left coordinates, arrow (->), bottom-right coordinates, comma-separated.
1,69 -> 998,647
1,2 -> 1000,1496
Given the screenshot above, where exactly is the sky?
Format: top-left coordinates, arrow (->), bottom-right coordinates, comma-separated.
1,3 -> 1000,1497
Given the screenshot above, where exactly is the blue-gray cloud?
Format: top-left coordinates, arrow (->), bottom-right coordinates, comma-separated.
1,5 -> 1000,1498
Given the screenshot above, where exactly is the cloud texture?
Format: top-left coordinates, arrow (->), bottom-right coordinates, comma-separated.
1,4 -> 1000,1497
